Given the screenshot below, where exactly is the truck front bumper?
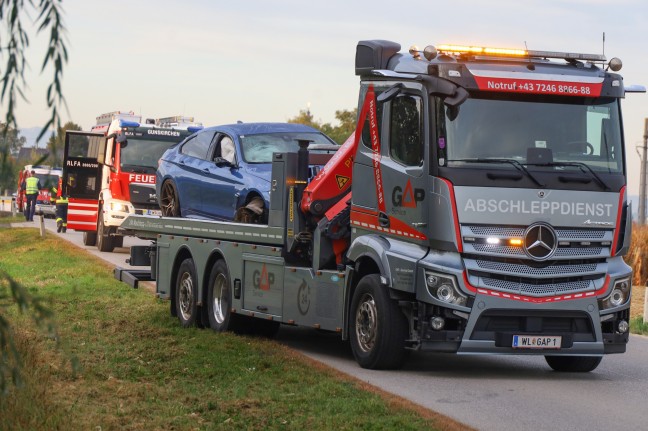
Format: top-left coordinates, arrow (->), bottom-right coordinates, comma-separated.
417,293 -> 629,355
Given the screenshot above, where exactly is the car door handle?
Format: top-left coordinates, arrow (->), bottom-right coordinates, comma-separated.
378,212 -> 390,228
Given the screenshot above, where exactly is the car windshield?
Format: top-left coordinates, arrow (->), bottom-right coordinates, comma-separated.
442,95 -> 623,174
240,132 -> 335,163
35,173 -> 60,189
120,138 -> 177,171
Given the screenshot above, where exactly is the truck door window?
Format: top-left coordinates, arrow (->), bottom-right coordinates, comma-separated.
389,95 -> 422,166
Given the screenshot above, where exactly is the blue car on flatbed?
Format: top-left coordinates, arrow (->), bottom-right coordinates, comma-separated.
156,122 -> 338,223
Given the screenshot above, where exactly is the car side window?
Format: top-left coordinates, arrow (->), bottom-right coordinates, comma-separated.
180,131 -> 215,160
214,135 -> 236,164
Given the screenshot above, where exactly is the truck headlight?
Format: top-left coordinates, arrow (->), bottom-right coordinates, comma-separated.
109,202 -> 129,213
598,277 -> 631,310
425,271 -> 467,307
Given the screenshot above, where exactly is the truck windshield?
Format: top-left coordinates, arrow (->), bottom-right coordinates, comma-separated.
442,95 -> 623,174
120,138 -> 176,172
240,132 -> 335,163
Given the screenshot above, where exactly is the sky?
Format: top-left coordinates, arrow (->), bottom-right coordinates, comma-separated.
5,0 -> 648,195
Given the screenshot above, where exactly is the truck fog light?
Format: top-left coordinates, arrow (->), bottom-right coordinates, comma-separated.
609,289 -> 625,307
430,316 -> 445,330
437,284 -> 455,303
617,320 -> 629,333
426,275 -> 438,286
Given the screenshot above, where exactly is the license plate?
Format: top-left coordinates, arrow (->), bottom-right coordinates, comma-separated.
146,209 -> 162,216
512,335 -> 562,349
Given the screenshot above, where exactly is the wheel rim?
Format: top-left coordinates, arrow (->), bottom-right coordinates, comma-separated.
212,273 -> 227,324
178,272 -> 194,321
355,293 -> 377,353
161,182 -> 177,216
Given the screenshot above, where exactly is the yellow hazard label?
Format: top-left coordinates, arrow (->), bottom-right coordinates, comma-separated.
336,175 -> 350,189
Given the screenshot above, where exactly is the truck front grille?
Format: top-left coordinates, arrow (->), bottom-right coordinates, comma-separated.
462,224 -> 612,297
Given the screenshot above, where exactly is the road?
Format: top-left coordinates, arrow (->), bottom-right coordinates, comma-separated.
13,217 -> 648,430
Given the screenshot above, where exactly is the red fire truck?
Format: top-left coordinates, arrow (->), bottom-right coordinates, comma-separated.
16,165 -> 62,217
62,111 -> 201,252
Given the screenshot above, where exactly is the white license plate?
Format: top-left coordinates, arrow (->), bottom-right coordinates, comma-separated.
146,209 -> 162,216
512,335 -> 562,349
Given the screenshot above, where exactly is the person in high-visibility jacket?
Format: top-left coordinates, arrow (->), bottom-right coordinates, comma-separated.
54,177 -> 68,233
55,194 -> 69,233
21,170 -> 42,222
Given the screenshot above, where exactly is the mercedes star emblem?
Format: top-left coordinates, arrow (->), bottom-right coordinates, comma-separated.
523,223 -> 557,261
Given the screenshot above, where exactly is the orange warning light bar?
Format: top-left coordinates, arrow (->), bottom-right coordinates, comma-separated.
437,44 -> 527,57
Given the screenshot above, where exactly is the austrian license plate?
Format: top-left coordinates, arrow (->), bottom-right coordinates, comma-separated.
145,209 -> 162,216
512,335 -> 562,349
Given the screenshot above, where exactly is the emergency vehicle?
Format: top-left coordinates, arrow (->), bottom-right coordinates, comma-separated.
62,111 -> 201,252
16,165 -> 62,217
113,40 -> 642,371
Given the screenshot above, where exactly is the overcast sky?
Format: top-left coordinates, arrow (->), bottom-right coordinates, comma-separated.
6,0 -> 648,194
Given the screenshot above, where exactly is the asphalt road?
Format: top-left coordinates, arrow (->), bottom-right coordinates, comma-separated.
14,217 -> 648,430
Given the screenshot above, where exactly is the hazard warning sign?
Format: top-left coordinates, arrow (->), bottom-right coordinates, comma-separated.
336,175 -> 350,189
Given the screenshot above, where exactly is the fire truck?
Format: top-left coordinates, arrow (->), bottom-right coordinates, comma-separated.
62,112 -> 201,252
16,165 -> 62,217
113,40 -> 643,371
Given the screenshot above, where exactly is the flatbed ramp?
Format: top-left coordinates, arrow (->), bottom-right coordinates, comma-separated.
119,215 -> 285,246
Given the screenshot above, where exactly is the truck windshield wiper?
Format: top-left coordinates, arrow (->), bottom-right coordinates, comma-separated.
121,164 -> 154,174
527,161 -> 610,191
449,158 -> 545,187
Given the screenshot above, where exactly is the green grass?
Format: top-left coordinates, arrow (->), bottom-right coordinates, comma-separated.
630,317 -> 648,335
0,228 -> 455,431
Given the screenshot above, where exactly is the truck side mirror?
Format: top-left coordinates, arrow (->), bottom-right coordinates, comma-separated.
377,84 -> 403,103
117,134 -> 128,148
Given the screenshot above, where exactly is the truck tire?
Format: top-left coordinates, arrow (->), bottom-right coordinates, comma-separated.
160,180 -> 180,217
83,231 -> 97,246
545,355 -> 602,372
207,259 -> 245,333
175,258 -> 198,328
97,211 -> 115,253
349,274 -> 409,369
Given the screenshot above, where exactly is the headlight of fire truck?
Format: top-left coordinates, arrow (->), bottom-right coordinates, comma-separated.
108,202 -> 131,214
424,271 -> 467,307
598,277 -> 631,310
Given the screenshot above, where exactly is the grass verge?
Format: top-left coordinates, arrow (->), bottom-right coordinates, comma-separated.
0,228 -> 463,431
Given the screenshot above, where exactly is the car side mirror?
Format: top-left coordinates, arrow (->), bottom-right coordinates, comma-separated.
214,157 -> 234,168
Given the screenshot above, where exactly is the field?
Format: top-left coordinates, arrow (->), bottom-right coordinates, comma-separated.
0,227 -> 463,431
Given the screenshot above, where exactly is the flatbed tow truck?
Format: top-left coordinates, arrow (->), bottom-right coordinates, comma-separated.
117,39 -> 644,371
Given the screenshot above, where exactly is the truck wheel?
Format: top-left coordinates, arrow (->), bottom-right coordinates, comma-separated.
207,259 -> 244,332
83,231 -> 97,246
97,209 -> 115,253
160,181 -> 180,217
349,274 -> 408,369
545,355 -> 602,372
176,258 -> 198,328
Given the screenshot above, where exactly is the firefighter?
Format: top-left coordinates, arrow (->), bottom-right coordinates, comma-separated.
55,194 -> 69,233
55,178 -> 68,233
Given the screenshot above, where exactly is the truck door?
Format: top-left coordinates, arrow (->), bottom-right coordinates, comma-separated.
352,83 -> 429,244
62,131 -> 105,231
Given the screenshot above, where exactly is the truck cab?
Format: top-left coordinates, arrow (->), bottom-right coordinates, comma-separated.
17,165 -> 62,216
62,112 -> 201,252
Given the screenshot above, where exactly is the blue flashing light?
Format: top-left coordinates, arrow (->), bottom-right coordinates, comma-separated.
119,119 -> 140,128
187,126 -> 204,133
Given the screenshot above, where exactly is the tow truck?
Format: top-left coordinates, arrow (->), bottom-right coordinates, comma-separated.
62,111 -> 201,252
113,40 -> 643,371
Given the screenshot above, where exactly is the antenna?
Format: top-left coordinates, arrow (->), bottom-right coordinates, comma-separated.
602,32 -> 605,57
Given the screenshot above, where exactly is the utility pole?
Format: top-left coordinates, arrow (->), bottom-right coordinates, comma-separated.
639,118 -> 648,225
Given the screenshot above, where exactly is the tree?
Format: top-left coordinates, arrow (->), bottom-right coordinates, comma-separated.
47,120 -> 81,167
1,0 -> 67,394
287,107 -> 358,145
0,123 -> 24,193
